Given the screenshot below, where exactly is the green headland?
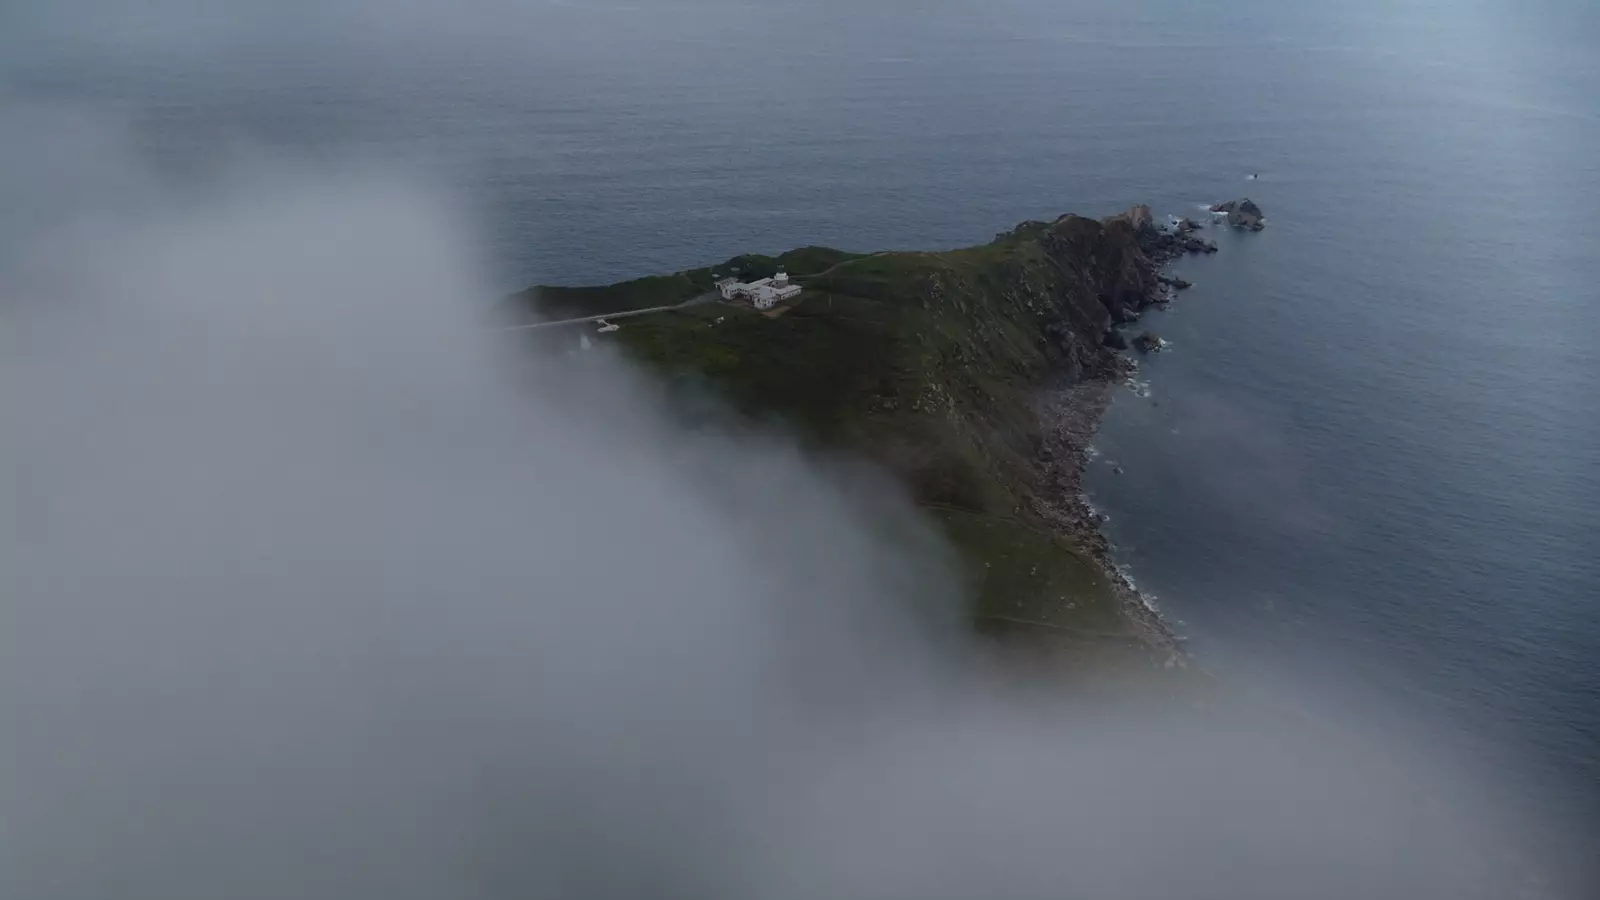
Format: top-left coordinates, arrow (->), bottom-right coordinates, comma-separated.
511,207 -> 1206,667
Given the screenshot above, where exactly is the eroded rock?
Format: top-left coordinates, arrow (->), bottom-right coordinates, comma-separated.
1211,197 -> 1265,231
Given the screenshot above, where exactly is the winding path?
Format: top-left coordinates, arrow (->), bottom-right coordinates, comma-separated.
500,292 -> 717,331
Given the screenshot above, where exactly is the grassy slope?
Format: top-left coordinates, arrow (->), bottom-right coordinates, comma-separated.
522,221 -> 1144,645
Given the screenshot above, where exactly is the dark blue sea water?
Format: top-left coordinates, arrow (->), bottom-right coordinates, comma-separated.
7,0 -> 1597,861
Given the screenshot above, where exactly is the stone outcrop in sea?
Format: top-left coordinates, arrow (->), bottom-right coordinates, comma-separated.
1211,197 -> 1266,230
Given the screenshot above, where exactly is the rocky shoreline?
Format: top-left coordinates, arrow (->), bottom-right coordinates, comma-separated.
1028,201 -> 1260,658
1034,376 -> 1185,656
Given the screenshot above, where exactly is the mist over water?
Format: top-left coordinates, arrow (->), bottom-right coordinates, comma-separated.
0,106 -> 1588,900
3,0 -> 1598,897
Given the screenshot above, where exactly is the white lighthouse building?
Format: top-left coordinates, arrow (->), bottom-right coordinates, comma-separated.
716,271 -> 802,310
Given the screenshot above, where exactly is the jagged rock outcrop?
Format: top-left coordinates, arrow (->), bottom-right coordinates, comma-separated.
1212,198 -> 1265,231
1122,204 -> 1155,234
1131,220 -> 1218,257
1028,209 -> 1166,374
1133,331 -> 1164,353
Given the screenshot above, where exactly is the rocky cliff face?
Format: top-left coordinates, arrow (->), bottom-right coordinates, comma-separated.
986,207 -> 1173,381
1036,207 -> 1212,370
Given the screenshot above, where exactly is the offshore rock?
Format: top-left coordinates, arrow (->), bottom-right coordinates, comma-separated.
1211,197 -> 1266,231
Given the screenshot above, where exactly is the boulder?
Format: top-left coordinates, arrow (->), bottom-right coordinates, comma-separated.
1132,331 -> 1164,353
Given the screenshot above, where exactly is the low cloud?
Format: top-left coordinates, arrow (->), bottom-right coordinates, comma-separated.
0,113 -> 1582,900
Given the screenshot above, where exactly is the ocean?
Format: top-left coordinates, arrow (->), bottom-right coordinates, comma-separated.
7,0 -> 1597,866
